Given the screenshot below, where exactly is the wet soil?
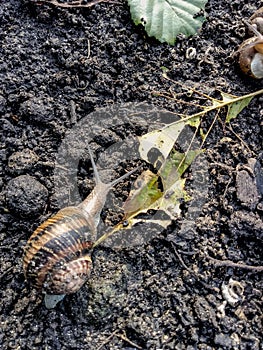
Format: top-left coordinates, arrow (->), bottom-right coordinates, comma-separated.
0,0 -> 263,349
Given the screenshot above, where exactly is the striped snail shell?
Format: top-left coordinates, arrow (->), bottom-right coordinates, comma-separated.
23,146 -> 138,309
23,207 -> 93,294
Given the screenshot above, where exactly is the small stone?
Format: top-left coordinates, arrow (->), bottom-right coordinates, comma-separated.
8,149 -> 39,175
19,96 -> 55,124
230,210 -> 263,239
214,333 -> 233,347
0,94 -> 7,113
236,169 -> 259,210
236,158 -> 263,210
5,175 -> 48,218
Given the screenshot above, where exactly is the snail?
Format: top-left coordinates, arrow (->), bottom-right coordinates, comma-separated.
238,19 -> 263,79
249,6 -> 263,34
23,146 -> 138,309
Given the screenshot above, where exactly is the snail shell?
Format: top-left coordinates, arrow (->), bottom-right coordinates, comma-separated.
238,37 -> 263,79
238,20 -> 263,79
23,207 -> 93,296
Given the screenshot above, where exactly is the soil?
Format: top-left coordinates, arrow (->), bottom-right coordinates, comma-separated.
0,0 -> 263,349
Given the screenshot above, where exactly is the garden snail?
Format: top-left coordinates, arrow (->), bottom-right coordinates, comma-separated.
23,146 -> 138,309
238,19 -> 263,79
249,6 -> 263,34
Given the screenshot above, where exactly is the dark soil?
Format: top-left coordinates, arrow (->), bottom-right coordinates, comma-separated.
1,1 -> 263,349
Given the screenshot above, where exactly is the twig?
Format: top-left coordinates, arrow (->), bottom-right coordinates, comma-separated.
37,0 -> 120,8
96,330 -> 142,350
0,266 -> 13,282
96,330 -> 118,350
200,108 -> 220,148
226,124 -> 254,155
116,332 -> 143,350
207,256 -> 263,272
172,243 -> 219,292
69,100 -> 77,124
209,162 -> 234,171
87,38 -> 91,59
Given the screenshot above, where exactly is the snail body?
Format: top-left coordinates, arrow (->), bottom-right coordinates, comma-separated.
238,18 -> 263,79
23,146 -> 137,308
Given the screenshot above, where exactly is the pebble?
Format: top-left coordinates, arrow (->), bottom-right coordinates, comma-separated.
8,149 -> 39,175
5,175 -> 48,218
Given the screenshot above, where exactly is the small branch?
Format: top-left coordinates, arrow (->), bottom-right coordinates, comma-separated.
69,100 -> 77,125
207,256 -> 263,272
96,331 -> 118,350
96,330 -> 142,350
209,162 -> 234,171
116,332 -> 143,350
172,244 -> 219,292
159,75 -> 263,127
0,266 -> 13,282
200,107 -> 220,148
37,0 -> 120,8
226,124 -> 254,155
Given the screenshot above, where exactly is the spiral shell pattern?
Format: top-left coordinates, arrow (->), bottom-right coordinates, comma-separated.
238,36 -> 263,79
23,207 -> 93,295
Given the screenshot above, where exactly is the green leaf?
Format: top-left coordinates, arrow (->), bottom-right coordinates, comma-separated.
185,114 -> 201,128
222,92 -> 254,123
172,149 -> 203,175
149,177 -> 187,219
159,149 -> 203,190
123,149 -> 201,228
123,170 -> 162,216
128,0 -> 207,45
94,86 -> 263,246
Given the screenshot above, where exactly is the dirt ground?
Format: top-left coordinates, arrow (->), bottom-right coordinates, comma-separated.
0,0 -> 263,349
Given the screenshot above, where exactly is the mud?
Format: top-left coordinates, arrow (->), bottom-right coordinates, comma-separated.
0,0 -> 262,349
